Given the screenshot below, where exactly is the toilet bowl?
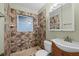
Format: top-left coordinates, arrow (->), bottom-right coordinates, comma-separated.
35,40 -> 52,56
35,50 -> 49,56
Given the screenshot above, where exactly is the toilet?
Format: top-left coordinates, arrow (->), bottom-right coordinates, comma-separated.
35,40 -> 52,56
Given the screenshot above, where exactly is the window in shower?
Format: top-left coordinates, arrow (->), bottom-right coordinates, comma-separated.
17,15 -> 33,32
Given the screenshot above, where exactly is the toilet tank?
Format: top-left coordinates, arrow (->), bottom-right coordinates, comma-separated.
44,40 -> 52,53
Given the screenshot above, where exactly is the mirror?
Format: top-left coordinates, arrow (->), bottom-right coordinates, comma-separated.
49,3 -> 74,31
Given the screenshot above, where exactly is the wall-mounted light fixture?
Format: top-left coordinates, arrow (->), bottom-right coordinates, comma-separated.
49,3 -> 66,12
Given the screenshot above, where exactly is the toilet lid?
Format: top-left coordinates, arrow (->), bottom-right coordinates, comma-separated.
35,50 -> 49,56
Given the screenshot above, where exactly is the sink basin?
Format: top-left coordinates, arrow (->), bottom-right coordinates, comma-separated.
51,39 -> 79,52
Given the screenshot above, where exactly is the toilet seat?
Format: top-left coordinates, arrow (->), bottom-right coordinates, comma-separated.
35,50 -> 49,56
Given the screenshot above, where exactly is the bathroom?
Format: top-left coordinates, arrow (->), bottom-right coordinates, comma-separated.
0,3 -> 79,56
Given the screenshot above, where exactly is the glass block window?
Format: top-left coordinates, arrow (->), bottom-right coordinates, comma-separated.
17,15 -> 33,32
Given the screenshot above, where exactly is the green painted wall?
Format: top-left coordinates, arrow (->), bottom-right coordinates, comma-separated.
0,3 -> 4,54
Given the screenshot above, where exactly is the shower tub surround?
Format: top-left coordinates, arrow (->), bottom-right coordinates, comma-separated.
4,4 -> 46,55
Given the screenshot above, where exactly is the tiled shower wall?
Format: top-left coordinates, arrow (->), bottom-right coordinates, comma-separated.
38,11 -> 46,48
4,4 -> 46,55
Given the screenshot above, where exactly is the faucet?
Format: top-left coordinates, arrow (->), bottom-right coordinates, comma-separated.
64,36 -> 72,43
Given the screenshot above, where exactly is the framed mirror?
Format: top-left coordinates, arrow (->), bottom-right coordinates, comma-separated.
49,3 -> 74,31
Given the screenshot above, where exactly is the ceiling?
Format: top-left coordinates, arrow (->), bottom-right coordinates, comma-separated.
11,3 -> 46,13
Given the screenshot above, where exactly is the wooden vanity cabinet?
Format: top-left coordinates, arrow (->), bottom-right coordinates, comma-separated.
52,41 -> 63,56
63,52 -> 79,56
52,41 -> 79,56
